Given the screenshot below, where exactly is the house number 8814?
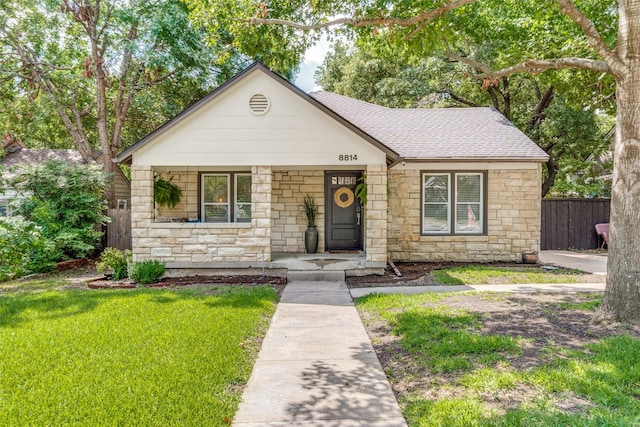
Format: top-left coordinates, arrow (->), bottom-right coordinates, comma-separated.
338,154 -> 358,161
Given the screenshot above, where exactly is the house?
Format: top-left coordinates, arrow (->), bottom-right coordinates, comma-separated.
1,137 -> 131,215
116,62 -> 548,272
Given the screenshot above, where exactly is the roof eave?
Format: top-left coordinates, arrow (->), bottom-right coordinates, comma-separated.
400,156 -> 550,163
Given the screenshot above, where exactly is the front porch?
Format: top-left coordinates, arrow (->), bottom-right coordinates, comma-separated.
164,252 -> 383,279
271,251 -> 385,275
130,164 -> 388,270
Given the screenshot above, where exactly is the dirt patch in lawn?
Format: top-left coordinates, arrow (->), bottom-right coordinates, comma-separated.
347,262 -> 601,288
361,292 -> 640,414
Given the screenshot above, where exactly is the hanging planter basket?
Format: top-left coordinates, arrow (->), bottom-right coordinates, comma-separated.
154,176 -> 182,209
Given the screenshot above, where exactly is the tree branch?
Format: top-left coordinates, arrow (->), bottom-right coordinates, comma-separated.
9,34 -> 94,161
112,20 -> 139,152
556,0 -> 625,76
448,51 -> 610,77
438,90 -> 481,107
480,57 -> 610,78
445,52 -> 492,74
526,86 -> 555,132
241,0 -> 477,30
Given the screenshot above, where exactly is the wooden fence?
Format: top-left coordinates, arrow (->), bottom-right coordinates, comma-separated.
104,209 -> 131,250
541,198 -> 610,250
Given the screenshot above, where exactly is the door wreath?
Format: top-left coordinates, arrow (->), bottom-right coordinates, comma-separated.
334,187 -> 355,208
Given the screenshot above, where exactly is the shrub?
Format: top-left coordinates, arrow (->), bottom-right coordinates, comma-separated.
130,260 -> 166,284
96,248 -> 132,281
10,160 -> 110,260
0,216 -> 56,281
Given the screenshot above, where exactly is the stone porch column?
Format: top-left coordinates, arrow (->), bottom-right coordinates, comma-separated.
365,164 -> 388,266
252,166 -> 272,262
130,165 -> 154,261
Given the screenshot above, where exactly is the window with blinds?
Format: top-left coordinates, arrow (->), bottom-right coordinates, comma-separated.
422,172 -> 485,235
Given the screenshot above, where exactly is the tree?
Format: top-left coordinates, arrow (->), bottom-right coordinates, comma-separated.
10,160 -> 109,261
189,0 -> 640,323
0,0 -> 241,206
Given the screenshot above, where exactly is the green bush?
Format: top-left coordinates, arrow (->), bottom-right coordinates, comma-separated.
0,216 -> 56,281
10,160 -> 110,260
130,260 -> 166,284
96,248 -> 131,281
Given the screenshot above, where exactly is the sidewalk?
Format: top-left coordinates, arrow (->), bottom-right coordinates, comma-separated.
233,281 -> 407,427
350,282 -> 606,298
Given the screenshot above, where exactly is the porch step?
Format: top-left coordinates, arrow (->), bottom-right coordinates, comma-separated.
287,270 -> 346,283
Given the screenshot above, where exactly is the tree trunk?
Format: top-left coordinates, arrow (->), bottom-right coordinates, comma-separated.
595,1 -> 640,323
541,155 -> 558,197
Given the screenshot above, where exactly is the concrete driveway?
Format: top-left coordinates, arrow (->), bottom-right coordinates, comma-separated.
539,250 -> 607,275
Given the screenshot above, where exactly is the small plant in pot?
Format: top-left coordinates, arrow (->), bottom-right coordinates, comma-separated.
303,194 -> 319,254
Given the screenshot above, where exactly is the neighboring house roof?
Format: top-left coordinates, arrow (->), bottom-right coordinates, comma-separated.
309,91 -> 548,161
1,149 -> 86,180
116,61 -> 548,164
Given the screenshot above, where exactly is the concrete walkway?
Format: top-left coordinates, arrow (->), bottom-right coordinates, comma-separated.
233,281 -> 407,427
539,250 -> 607,275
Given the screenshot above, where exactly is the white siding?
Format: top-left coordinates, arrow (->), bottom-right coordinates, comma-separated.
132,69 -> 387,167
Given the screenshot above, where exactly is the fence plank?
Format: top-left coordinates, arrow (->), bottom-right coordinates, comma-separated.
540,199 -> 610,250
105,209 -> 131,250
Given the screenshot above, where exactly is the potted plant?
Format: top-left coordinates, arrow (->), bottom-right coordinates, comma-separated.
303,194 -> 319,253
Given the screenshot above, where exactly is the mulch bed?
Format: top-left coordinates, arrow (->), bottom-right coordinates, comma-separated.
88,274 -> 286,290
347,261 -> 554,288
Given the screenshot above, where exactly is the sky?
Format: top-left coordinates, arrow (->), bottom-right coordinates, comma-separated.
294,35 -> 331,92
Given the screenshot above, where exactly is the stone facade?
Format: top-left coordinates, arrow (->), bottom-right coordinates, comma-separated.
387,165 -> 542,262
129,162 -> 541,267
365,164 -> 388,265
130,165 -> 271,266
271,169 -> 325,253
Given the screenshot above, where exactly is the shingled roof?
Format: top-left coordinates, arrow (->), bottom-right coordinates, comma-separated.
1,149 -> 86,179
309,91 -> 548,161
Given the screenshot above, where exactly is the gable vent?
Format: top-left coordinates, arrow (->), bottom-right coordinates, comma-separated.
249,94 -> 270,115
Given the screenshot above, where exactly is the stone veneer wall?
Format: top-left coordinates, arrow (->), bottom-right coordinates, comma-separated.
365,164 -> 388,265
271,169 -> 325,253
130,165 -> 271,265
153,169 -> 198,221
387,165 -> 542,262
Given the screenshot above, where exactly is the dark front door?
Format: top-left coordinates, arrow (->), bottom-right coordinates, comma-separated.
325,171 -> 363,250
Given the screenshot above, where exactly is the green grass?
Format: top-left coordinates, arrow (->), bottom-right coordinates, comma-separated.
558,294 -> 602,311
357,293 -> 519,373
355,293 -> 640,426
433,265 -> 585,285
0,280 -> 278,425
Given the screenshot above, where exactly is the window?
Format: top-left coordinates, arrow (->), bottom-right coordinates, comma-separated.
422,172 -> 485,235
201,173 -> 251,223
422,174 -> 451,233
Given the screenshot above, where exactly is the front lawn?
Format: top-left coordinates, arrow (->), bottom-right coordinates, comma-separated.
356,292 -> 640,426
0,278 -> 278,425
